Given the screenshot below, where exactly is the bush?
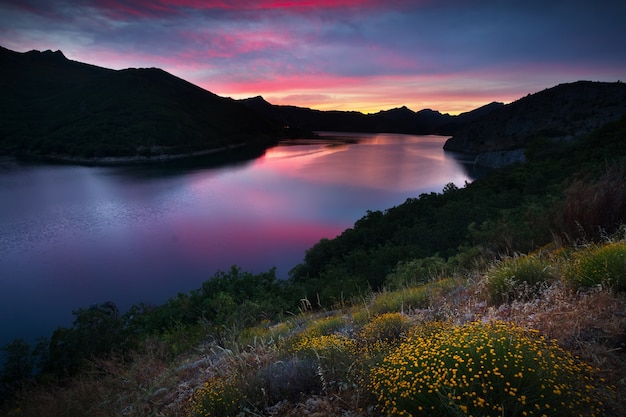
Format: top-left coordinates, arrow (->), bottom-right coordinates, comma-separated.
369,321 -> 609,417
558,160 -> 626,242
484,254 -> 554,304
360,278 -> 460,319
385,256 -> 449,289
248,357 -> 321,404
357,312 -> 410,355
237,321 -> 293,347
304,315 -> 349,337
187,376 -> 241,417
563,241 -> 626,292
291,333 -> 357,394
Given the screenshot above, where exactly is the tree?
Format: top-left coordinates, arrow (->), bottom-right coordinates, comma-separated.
43,301 -> 125,376
1,338 -> 33,398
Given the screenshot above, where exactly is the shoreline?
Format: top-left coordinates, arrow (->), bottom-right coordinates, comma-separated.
10,142 -> 268,166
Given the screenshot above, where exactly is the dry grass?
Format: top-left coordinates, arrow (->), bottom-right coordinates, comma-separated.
7,338 -> 229,417
6,244 -> 626,417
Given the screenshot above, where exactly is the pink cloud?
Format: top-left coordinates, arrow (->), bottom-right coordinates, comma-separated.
4,0 -> 623,116
270,93 -> 335,106
93,0 -> 175,19
84,0 -> 419,20
204,72 -> 363,94
177,28 -> 290,59
155,0 -> 414,11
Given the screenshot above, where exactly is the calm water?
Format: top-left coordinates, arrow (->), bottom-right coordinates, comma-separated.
0,133 -> 474,346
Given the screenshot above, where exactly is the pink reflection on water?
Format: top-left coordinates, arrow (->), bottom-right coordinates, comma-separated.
170,216 -> 344,267
257,134 -> 470,192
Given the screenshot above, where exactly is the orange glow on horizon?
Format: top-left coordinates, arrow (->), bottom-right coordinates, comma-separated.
223,89 -> 496,115
200,72 -> 520,115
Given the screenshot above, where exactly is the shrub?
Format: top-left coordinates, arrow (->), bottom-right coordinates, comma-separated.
305,315 -> 349,337
187,376 -> 242,417
385,256 -> 449,289
369,321 -> 609,417
484,254 -> 554,304
357,312 -> 410,354
361,278 -> 459,319
280,315 -> 349,357
237,321 -> 293,347
292,333 -> 354,355
558,160 -> 626,242
290,333 -> 357,394
563,242 -> 626,292
247,357 -> 321,405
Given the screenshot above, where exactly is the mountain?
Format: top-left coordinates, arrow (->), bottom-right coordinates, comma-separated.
0,46 -> 286,161
240,96 -> 504,135
444,81 -> 626,154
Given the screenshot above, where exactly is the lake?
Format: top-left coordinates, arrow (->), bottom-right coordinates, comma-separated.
0,133 -> 476,347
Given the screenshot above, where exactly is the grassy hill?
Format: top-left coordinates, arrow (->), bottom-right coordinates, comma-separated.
2,108 -> 626,415
0,47 -> 286,161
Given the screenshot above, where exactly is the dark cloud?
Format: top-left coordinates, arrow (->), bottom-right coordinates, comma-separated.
0,0 -> 624,113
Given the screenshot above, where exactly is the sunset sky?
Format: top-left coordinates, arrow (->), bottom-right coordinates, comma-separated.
1,0 -> 625,114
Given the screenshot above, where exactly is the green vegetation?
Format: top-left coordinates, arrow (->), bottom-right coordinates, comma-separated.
2,117 -> 626,415
563,242 -> 626,292
2,245 -> 625,415
289,116 -> 626,305
483,254 -> 555,305
370,321 -> 607,417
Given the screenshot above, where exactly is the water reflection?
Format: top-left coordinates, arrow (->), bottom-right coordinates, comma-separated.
261,133 -> 470,192
105,144 -> 269,179
0,133 -> 475,347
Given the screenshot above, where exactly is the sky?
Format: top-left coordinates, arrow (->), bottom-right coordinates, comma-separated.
1,0 -> 625,114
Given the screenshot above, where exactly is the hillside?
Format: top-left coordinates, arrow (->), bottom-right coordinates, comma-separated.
2,111 -> 626,416
0,46 -> 286,161
240,95 -> 504,135
444,81 -> 626,154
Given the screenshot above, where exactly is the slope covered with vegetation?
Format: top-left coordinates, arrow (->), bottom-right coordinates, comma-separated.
0,47 -> 286,160
444,81 -> 626,153
2,115 -> 626,416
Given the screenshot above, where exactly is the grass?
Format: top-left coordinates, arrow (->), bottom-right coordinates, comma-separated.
483,253 -> 555,304
563,241 -> 626,292
4,240 -> 626,417
184,241 -> 626,417
354,277 -> 461,322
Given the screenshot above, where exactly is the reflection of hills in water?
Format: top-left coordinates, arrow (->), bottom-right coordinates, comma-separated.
266,134 -> 475,192
268,138 -> 357,161
0,132 -> 474,349
103,144 -> 269,180
444,150 -> 494,180
102,135 -> 361,179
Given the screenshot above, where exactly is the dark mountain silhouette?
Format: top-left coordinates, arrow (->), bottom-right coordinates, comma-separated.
444,81 -> 626,154
5,46 -> 621,166
240,96 -> 504,135
0,46 -> 286,161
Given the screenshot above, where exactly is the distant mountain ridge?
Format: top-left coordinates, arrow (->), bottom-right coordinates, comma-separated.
0,46 -> 285,161
240,96 -> 504,135
444,81 -> 626,154
3,46 -> 624,165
